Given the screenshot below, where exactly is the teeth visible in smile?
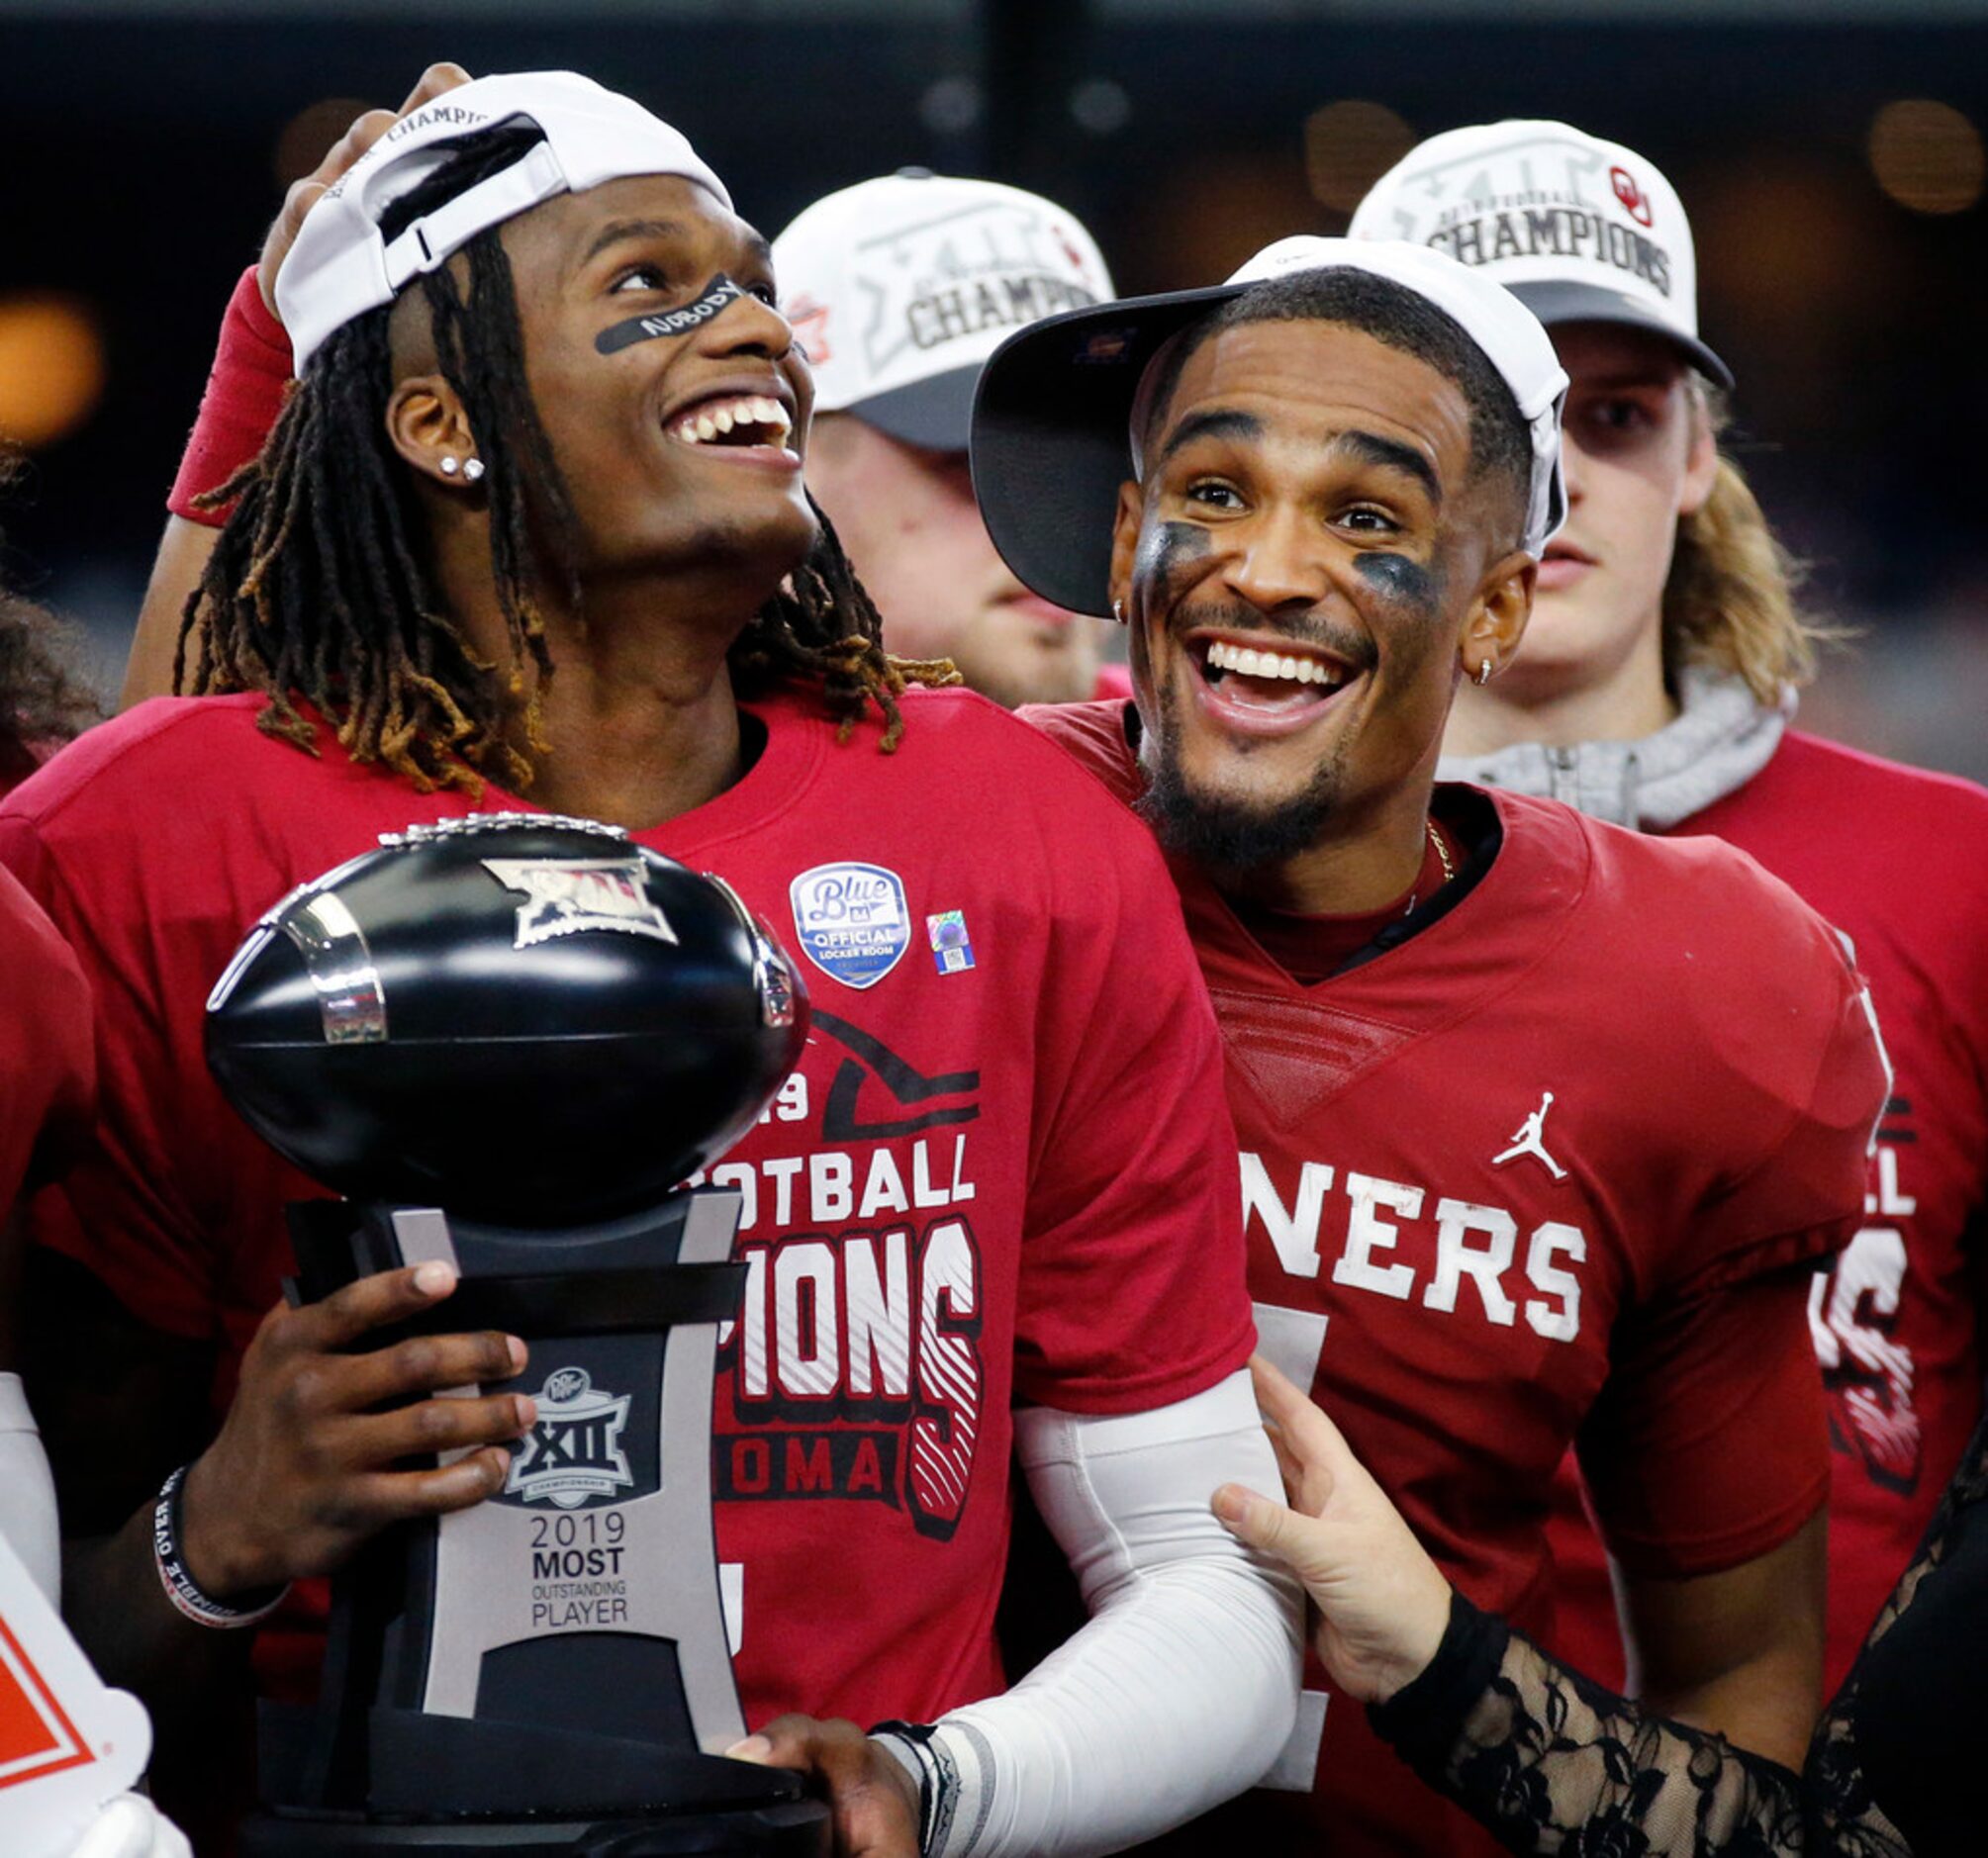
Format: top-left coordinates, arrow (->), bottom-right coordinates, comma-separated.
1204,639 -> 1346,688
672,395 -> 794,449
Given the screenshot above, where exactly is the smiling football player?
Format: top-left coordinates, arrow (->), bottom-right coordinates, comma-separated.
976,237 -> 1890,1858
0,71 -> 1298,1856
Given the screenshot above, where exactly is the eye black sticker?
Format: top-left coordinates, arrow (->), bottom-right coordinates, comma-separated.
597,274 -> 747,355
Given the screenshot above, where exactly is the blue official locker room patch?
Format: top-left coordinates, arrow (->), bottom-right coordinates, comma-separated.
789,862 -> 911,989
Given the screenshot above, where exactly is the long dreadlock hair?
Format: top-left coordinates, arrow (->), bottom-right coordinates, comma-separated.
179,124 -> 954,794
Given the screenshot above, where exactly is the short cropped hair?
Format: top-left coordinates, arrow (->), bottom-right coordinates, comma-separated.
1148,268 -> 1532,545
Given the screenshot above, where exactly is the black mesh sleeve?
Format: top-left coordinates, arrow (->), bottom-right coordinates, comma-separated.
1357,1410 -> 1988,1858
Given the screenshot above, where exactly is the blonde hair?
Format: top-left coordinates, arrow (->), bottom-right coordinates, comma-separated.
1660,386 -> 1836,702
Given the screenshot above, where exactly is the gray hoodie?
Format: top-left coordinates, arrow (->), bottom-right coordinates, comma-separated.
1436,665 -> 1794,832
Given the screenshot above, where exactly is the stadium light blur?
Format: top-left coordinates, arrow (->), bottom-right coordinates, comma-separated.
0,294 -> 107,449
1304,101 -> 1415,217
1868,99 -> 1984,215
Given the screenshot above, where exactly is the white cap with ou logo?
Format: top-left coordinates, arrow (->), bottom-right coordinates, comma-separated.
1348,119 -> 1731,389
277,71 -> 731,377
772,170 -> 1113,452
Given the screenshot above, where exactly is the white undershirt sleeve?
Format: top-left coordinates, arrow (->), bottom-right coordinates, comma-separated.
876,1366 -> 1301,1858
0,1370 -> 62,1606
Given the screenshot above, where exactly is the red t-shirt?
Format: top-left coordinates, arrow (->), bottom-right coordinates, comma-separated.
0,686 -> 1253,1733
1027,700 -> 1887,1858
1544,729 -> 1988,1697
0,864 -> 93,1216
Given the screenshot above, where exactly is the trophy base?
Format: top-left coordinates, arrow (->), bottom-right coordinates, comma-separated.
238,1798 -> 831,1856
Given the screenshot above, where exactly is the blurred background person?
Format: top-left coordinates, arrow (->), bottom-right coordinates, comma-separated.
1,510 -> 97,791
2,554 -> 185,1858
1353,119 -> 1988,1702
776,168 -> 1129,705
1,540 -> 94,1603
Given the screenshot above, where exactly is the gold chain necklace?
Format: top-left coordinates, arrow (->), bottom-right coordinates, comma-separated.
1405,817 -> 1457,918
1427,816 -> 1456,884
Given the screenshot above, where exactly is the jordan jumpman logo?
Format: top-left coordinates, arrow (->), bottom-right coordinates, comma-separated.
1493,1090 -> 1567,1180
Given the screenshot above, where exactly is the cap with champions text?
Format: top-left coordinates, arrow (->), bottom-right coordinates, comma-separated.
277,71 -> 730,376
970,235 -> 1567,620
773,170 -> 1113,453
1348,120 -> 1732,389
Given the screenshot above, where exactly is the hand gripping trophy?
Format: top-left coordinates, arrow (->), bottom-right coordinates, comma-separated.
205,814 -> 828,1855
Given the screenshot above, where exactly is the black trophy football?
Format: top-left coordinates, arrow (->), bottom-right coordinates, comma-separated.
204,814 -> 807,1227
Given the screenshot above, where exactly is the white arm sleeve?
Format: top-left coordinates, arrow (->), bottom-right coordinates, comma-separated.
0,1370 -> 61,1606
879,1367 -> 1301,1858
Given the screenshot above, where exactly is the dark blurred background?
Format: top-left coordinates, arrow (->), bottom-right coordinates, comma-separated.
2,0 -> 1984,774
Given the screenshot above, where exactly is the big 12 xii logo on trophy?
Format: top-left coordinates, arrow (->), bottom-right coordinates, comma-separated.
207,814 -> 829,1857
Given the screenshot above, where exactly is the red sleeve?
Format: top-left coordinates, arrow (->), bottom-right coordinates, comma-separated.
166,265 -> 294,525
1010,796 -> 1254,1415
1669,912 -> 1890,1298
0,865 -> 94,1211
1575,1264 -> 1828,1578
1572,854 -> 1885,1579
0,811 -> 221,1341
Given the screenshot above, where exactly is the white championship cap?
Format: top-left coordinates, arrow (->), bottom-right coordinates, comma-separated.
1348,119 -> 1731,389
772,169 -> 1113,451
277,71 -> 731,376
971,234 -> 1568,618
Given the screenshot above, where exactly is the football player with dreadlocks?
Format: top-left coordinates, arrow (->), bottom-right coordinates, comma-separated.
2,72 -> 1299,1856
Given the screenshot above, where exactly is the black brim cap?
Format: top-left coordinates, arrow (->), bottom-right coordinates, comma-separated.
846,361 -> 983,452
971,236 -> 1572,622
1507,280 -> 1733,391
971,283 -> 1242,619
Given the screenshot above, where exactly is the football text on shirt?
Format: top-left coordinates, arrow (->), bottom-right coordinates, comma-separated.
691,1050 -> 988,1541
1811,1118 -> 1923,1494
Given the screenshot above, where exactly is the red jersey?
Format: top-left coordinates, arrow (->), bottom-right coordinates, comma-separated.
0,864 -> 93,1215
1545,730 -> 1988,1697
0,686 -> 1253,1734
1028,700 -> 1887,1858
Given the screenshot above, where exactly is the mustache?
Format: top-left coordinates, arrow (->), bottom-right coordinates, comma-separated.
1167,600 -> 1378,676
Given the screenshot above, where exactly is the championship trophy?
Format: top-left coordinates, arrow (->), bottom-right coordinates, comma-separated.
204,814 -> 830,1855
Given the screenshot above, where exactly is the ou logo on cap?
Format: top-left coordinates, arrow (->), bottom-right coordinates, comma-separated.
1611,166 -> 1655,227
